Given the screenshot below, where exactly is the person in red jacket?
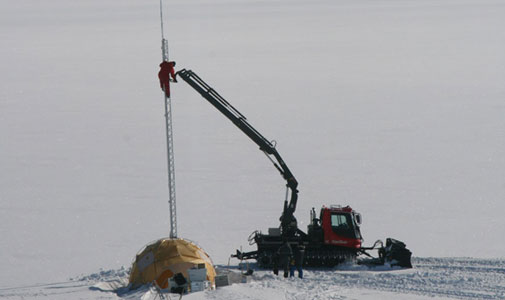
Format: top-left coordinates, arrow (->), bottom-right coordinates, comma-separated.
158,61 -> 177,97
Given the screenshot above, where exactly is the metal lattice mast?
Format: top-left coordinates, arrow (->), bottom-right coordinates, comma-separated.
160,0 -> 177,239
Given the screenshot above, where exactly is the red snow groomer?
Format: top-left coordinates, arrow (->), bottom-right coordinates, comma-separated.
177,69 -> 412,269
244,205 -> 412,268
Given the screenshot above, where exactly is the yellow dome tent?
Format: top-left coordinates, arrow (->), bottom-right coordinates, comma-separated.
129,238 -> 216,290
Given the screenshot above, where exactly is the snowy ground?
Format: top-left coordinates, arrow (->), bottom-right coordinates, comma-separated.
2,258 -> 505,299
1,0 -> 505,298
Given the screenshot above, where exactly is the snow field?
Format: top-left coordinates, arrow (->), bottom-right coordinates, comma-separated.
1,258 -> 504,299
1,0 -> 505,298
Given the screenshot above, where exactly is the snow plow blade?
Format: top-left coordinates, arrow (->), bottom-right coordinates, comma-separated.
358,238 -> 412,268
383,238 -> 412,268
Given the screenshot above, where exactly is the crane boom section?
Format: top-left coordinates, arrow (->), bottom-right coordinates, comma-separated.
177,69 -> 299,226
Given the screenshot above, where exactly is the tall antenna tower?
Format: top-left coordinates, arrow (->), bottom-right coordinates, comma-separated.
159,0 -> 177,239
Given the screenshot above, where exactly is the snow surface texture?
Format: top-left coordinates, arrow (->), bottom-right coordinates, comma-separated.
1,258 -> 505,299
1,0 -> 504,298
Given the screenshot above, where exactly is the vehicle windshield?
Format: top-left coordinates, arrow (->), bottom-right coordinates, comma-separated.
331,213 -> 359,239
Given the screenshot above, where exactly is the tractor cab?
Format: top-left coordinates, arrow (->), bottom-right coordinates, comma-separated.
318,205 -> 363,249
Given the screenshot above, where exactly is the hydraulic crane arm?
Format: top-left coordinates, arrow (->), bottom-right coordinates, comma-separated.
177,69 -> 299,236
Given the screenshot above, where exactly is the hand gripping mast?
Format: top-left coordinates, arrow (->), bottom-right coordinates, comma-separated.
177,69 -> 299,237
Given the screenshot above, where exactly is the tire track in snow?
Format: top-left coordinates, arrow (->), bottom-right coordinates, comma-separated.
242,257 -> 505,299
303,257 -> 505,299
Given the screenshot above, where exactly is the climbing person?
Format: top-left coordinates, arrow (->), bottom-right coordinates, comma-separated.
158,61 -> 177,97
277,240 -> 292,278
290,245 -> 305,278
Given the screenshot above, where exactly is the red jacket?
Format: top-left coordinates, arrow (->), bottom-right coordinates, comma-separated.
158,61 -> 176,89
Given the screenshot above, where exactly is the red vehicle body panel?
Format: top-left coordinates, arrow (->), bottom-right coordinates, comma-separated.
321,206 -> 362,249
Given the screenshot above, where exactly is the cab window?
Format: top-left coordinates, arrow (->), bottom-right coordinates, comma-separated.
330,213 -> 356,238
